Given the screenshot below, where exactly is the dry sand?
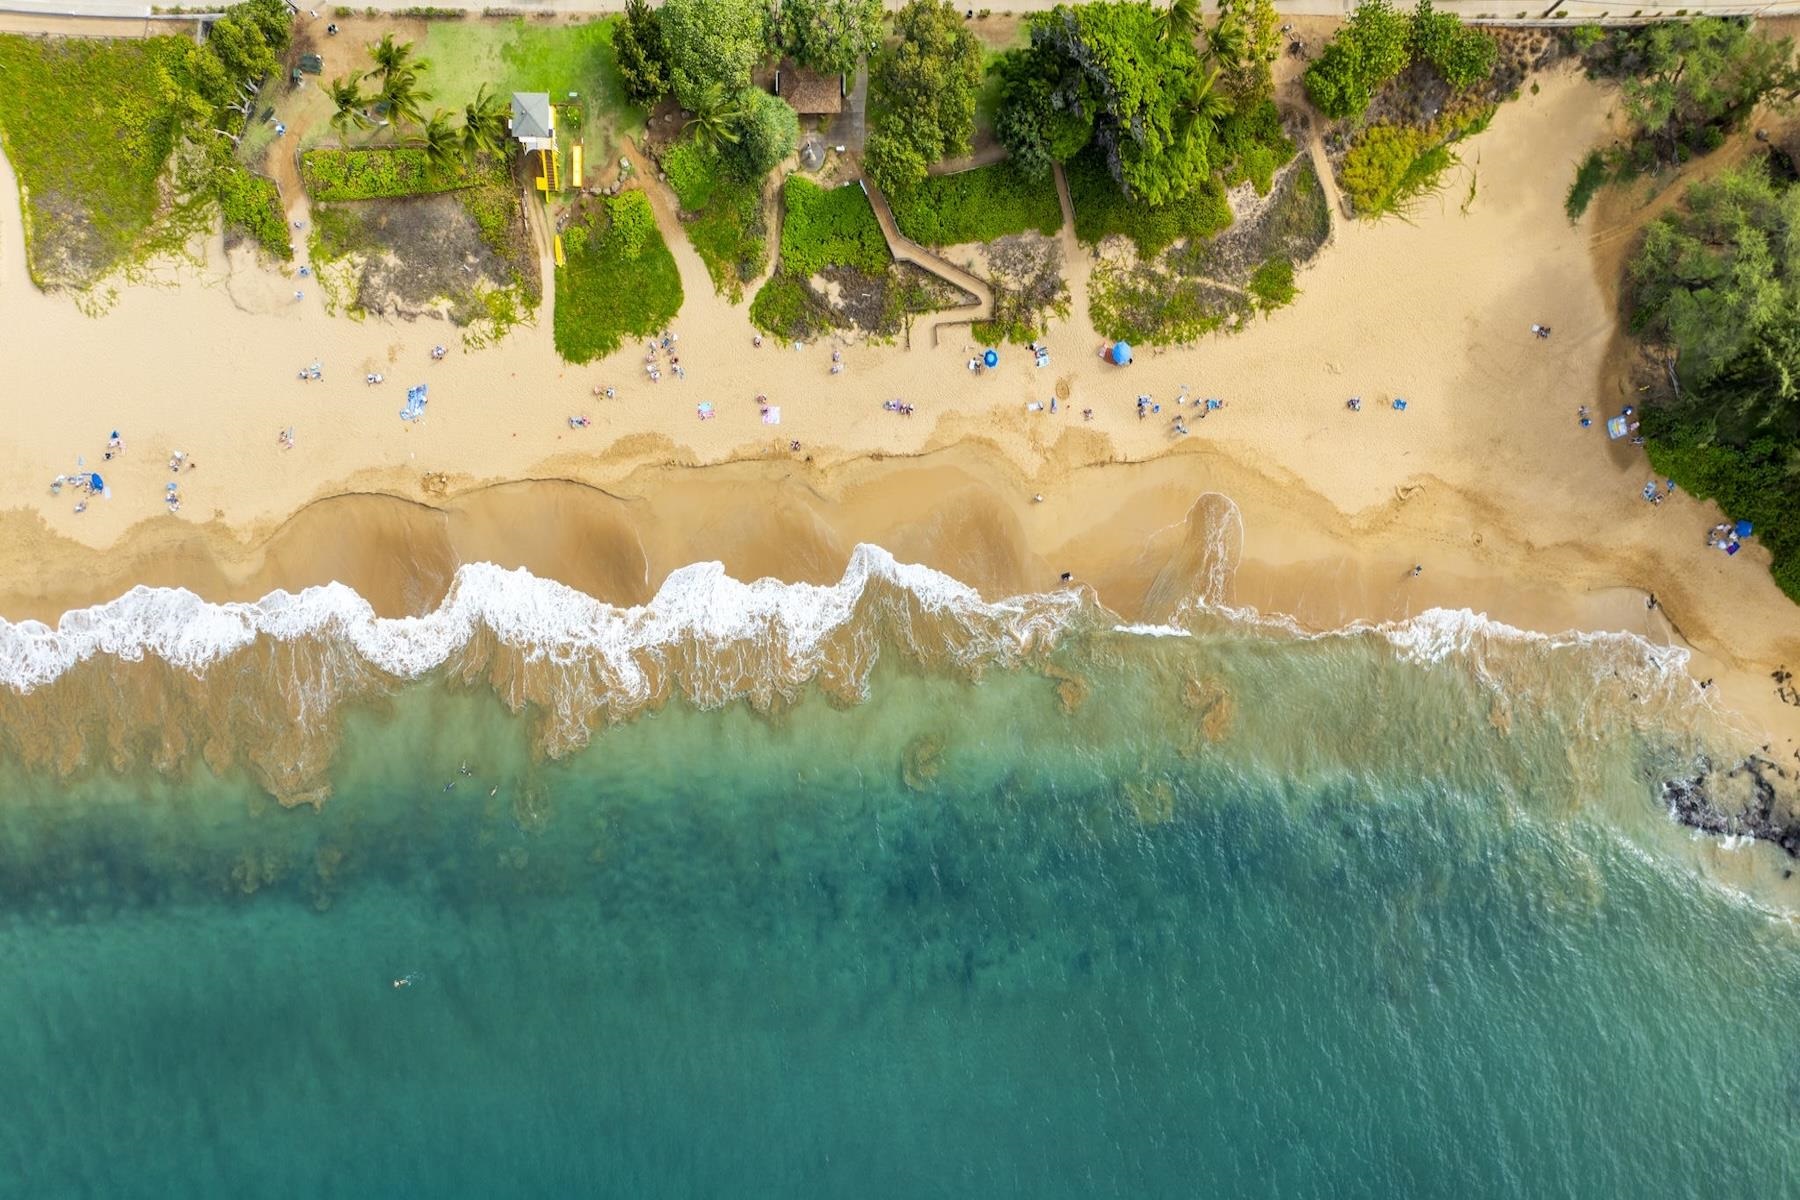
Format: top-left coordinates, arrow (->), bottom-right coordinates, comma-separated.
1,64 -> 1797,754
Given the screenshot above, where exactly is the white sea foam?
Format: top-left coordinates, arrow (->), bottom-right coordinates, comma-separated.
0,544 -> 1083,697
1111,623 -> 1193,639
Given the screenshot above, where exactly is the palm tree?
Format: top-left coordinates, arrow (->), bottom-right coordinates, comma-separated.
461,83 -> 509,160
1208,18 -> 1248,68
378,65 -> 432,129
683,83 -> 743,151
327,73 -> 371,136
1161,0 -> 1199,43
367,33 -> 426,81
422,109 -> 461,172
1185,67 -> 1231,123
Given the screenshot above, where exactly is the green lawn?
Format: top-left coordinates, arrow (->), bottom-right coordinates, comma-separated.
888,160 -> 1061,246
419,17 -> 644,161
553,190 -> 682,362
0,34 -> 193,286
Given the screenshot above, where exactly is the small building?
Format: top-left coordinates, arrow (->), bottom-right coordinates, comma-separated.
775,62 -> 844,116
509,92 -> 556,152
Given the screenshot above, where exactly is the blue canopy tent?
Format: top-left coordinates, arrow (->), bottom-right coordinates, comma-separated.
1110,341 -> 1133,366
1735,519 -> 1754,538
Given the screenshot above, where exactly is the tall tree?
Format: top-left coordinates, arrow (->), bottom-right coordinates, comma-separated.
684,82 -> 746,150
367,33 -> 424,80
781,0 -> 884,76
615,0 -> 671,106
863,0 -> 982,192
461,82 -> 509,159
996,1 -> 1218,205
327,73 -> 371,137
377,64 -> 430,128
1211,0 -> 1280,101
726,89 -> 802,180
421,109 -> 461,171
1161,0 -> 1199,44
659,0 -> 769,112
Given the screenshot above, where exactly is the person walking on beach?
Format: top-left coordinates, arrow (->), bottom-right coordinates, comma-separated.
1412,564 -> 1423,578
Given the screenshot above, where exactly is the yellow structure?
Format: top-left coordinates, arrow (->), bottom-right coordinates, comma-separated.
570,143 -> 583,190
554,235 -> 566,267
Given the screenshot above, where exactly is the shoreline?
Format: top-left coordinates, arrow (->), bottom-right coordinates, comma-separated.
2,64 -> 1797,762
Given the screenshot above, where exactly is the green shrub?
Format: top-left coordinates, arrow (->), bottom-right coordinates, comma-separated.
887,161 -> 1061,246
1565,149 -> 1610,221
1218,99 -> 1298,196
554,191 -> 683,362
1410,0 -> 1498,91
216,167 -> 291,260
300,148 -> 480,201
1067,148 -> 1231,255
1303,0 -> 1411,119
686,173 -> 766,301
749,271 -> 833,339
777,177 -> 889,275
1248,257 -> 1298,312
606,189 -> 656,257
725,90 -> 800,182
1341,121 -> 1462,217
662,139 -> 719,211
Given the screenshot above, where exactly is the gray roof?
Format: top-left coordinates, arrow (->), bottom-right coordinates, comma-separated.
510,92 -> 553,140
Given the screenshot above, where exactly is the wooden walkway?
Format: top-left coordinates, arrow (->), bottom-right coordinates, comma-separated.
859,179 -> 994,347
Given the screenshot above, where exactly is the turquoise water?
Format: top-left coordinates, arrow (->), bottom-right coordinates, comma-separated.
5,632 -> 1800,1197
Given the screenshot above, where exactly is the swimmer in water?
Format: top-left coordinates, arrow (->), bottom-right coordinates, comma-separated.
393,973 -> 417,989
459,761 -> 472,777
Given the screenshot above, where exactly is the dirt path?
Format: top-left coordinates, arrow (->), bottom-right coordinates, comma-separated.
861,179 -> 993,345
1049,162 -> 1099,343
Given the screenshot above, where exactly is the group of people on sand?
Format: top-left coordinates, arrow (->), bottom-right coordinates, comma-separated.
644,330 -> 683,382
882,399 -> 915,416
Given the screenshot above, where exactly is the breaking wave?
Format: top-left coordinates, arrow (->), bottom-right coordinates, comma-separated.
0,540 -> 1713,805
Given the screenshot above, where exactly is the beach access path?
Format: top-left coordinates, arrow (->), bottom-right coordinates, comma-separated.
861,179 -> 995,346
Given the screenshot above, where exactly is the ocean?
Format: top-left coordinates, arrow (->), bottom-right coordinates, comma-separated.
3,547 -> 1798,1197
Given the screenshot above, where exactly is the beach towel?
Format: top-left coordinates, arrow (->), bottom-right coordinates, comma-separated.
697,402 -> 715,421
762,406 -> 781,425
400,384 -> 428,422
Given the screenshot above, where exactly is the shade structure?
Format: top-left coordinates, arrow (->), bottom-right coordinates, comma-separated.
89,473 -> 104,491
982,348 -> 999,368
1735,519 -> 1754,538
1111,341 -> 1132,365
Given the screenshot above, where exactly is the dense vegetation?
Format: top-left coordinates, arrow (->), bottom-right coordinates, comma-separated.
1628,161 -> 1800,600
0,0 -> 296,285
780,0 -> 885,76
773,177 -> 889,276
1066,147 -> 1232,255
887,162 -> 1062,247
658,0 -> 768,111
554,190 -> 683,362
865,0 -> 986,193
1565,19 -> 1800,219
661,137 -> 772,300
300,148 -> 490,201
1304,0 -> 1495,120
751,177 -> 896,338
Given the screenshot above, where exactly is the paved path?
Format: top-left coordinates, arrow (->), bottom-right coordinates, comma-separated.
860,178 -> 994,347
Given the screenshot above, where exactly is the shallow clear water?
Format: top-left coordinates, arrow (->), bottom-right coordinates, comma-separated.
4,628 -> 1799,1197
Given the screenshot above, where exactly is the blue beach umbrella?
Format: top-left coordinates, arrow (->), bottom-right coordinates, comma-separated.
982,348 -> 999,369
1111,341 -> 1133,365
1735,519 -> 1754,538
89,472 -> 104,491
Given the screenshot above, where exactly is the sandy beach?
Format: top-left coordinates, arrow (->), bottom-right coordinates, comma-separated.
1,58 -> 1797,757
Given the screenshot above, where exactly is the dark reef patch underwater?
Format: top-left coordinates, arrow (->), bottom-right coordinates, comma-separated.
3,570 -> 1800,1197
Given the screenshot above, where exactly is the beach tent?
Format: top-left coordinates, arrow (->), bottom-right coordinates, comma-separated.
982,348 -> 999,369
1110,342 -> 1133,366
88,473 -> 104,491
1735,519 -> 1754,538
